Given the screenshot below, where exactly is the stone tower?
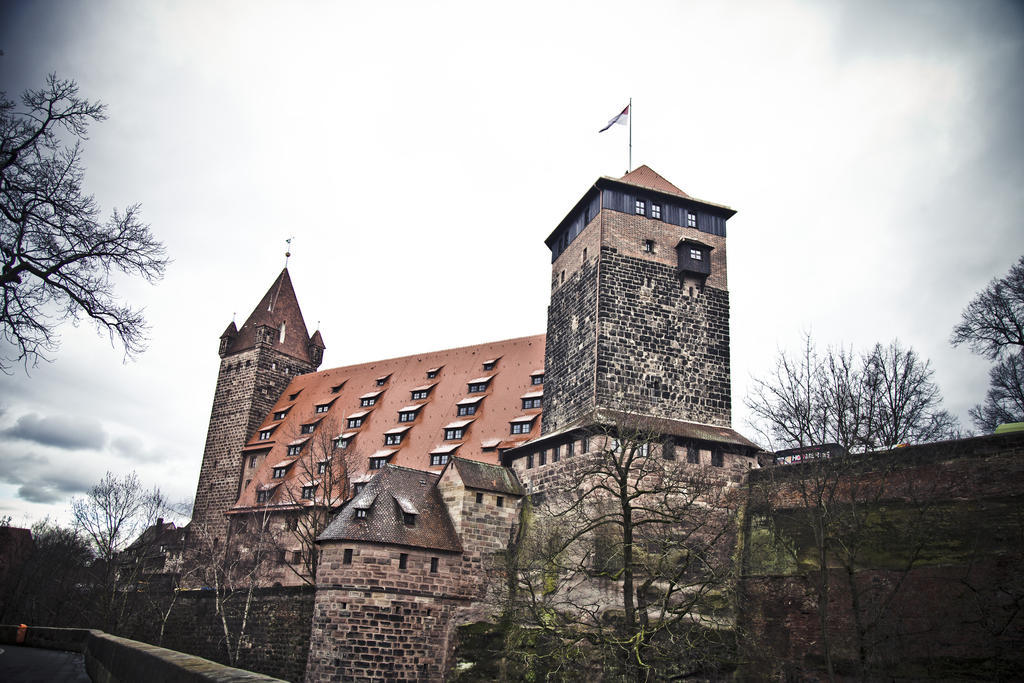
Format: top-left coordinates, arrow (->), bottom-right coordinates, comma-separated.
190,268 -> 325,544
541,166 -> 736,434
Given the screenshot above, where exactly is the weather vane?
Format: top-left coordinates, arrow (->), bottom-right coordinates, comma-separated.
284,236 -> 293,267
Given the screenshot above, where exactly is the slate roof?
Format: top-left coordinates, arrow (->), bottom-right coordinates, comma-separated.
224,268 -> 320,363
318,465 -> 462,552
448,457 -> 523,496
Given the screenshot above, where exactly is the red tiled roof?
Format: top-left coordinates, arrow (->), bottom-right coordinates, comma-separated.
233,334 -> 545,510
618,165 -> 690,198
225,268 -> 316,363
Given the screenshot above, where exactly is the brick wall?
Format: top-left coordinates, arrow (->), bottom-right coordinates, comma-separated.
739,432 -> 1024,679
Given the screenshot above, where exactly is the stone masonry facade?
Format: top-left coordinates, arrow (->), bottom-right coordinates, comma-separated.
191,344 -> 316,545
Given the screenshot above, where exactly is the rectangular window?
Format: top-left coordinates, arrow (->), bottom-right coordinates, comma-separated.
582,436 -> 589,452
711,450 -> 724,467
355,508 -> 367,519
411,390 -> 428,400
360,397 -> 376,407
430,454 -> 450,466
273,467 -> 287,479
385,433 -> 403,445
639,443 -> 649,457
369,457 -> 387,469
468,382 -> 489,393
553,446 -> 560,463
522,397 -> 541,409
353,482 -> 365,494
259,430 -> 272,441
430,557 -> 439,573
315,404 -> 329,414
687,211 -> 697,228
274,410 -> 288,420
496,496 -> 504,508
527,453 -> 534,468
343,548 -> 353,564
257,490 -> 271,503
318,461 -> 327,475
335,437 -> 350,450
457,404 -> 477,416
690,248 -> 702,261
475,492 -> 483,504
445,428 -> 464,440
348,417 -> 364,428
427,369 -> 439,379
302,485 -> 316,498
567,441 -> 574,457
532,374 -> 544,385
301,423 -> 316,434
249,455 -> 257,468
539,450 -> 547,466
399,553 -> 408,569
662,439 -> 676,460
687,446 -> 700,464
403,513 -> 416,526
651,204 -> 661,219
377,377 -> 388,386
277,550 -> 287,565
288,444 -> 303,456
635,199 -> 645,215
644,239 -> 654,253
399,411 -> 416,423
331,383 -> 344,394
511,422 -> 532,435
483,362 -> 496,371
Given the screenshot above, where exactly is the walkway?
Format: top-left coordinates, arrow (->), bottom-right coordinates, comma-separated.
0,644 -> 91,682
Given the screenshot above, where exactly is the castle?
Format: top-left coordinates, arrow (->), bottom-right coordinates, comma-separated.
190,165 -> 762,678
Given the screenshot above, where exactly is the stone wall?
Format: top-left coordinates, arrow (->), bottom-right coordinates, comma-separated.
118,585 -> 315,683
306,542 -> 469,681
192,345 -> 315,545
739,432 -> 1024,679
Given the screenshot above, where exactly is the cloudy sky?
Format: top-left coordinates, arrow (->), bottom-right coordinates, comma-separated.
1,0 -> 1021,525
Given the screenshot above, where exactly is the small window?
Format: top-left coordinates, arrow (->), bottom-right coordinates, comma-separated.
475,492 -> 483,504
522,397 -> 542,409
511,421 -> 532,435
430,557 -> 439,573
315,404 -> 330,414
403,513 -> 416,526
330,383 -> 344,394
288,444 -> 303,456
483,361 -> 497,371
273,467 -> 287,479
582,247 -> 588,261
457,404 -> 477,416
651,204 -> 661,220
343,548 -> 353,564
348,416 -> 364,428
301,423 -> 317,434
468,382 -> 489,393
687,446 -> 700,464
399,411 -> 416,423
582,436 -> 589,452
711,451 -> 724,467
361,397 -> 377,407
376,376 -> 390,386
539,450 -> 547,466
276,549 -> 287,565
635,199 -> 645,215
690,248 -> 702,261
567,441 -> 574,457
411,390 -> 429,400
553,446 -> 560,463
353,482 -> 366,494
399,553 -> 408,569
430,453 -> 450,466
302,484 -> 316,498
662,439 -> 676,460
274,410 -> 289,420
687,211 -> 697,228
445,428 -> 465,440
335,437 -> 351,450
496,496 -> 504,508
385,433 -> 403,446
369,457 -> 388,470
427,368 -> 441,379
531,374 -> 544,386
249,455 -> 258,468
644,239 -> 655,253
355,508 -> 367,519
527,453 -> 534,468
259,429 -> 273,441
289,391 -> 301,401
286,516 -> 298,531
257,489 -> 272,503
318,461 -> 327,475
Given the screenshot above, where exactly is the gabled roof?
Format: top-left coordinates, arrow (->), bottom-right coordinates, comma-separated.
224,268 -> 316,363
318,465 -> 461,552
617,165 -> 690,198
448,457 -> 523,496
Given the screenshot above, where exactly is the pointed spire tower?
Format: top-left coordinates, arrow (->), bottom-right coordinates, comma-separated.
192,268 -> 325,545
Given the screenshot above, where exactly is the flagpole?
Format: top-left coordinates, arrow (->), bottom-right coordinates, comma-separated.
628,97 -> 632,172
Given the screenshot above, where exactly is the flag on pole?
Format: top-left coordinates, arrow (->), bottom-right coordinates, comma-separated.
599,104 -> 630,133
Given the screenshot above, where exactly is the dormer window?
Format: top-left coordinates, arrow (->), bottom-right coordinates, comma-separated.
330,382 -> 345,394
335,433 -> 354,450
426,366 -> 442,379
635,199 -> 645,215
530,370 -> 544,385
385,432 -> 404,445
317,461 -> 328,475
522,397 -> 542,410
287,443 -> 304,456
273,466 -> 288,479
376,374 -> 390,387
369,457 -> 388,470
467,375 -> 494,393
347,411 -> 370,429
273,408 -> 290,420
482,358 -> 500,371
289,390 -> 301,401
300,422 -> 317,434
410,383 -> 436,401
355,508 -> 367,519
403,512 -> 416,526
360,390 -> 383,407
315,402 -> 332,414
431,453 -> 450,466
651,204 -> 661,220
398,404 -> 425,423
301,484 -> 317,499
510,415 -> 537,435
259,427 -> 275,441
257,490 -> 272,503
369,449 -> 397,470
687,211 -> 697,228
443,420 -> 472,441
456,395 -> 484,416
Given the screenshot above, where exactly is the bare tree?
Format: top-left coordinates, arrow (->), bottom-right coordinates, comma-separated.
969,352 -> 1024,431
506,418 -> 739,681
279,420 -> 356,584
70,470 -> 166,632
746,336 -> 959,454
951,255 -> 1024,359
0,74 -> 167,372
